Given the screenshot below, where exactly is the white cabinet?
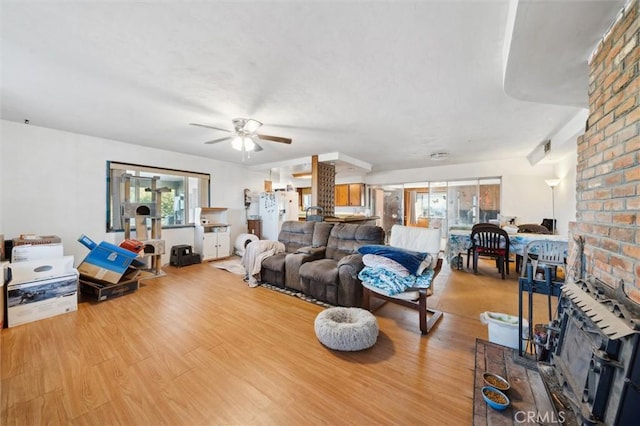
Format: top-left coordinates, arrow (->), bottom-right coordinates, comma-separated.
194,207 -> 230,261
195,226 -> 230,261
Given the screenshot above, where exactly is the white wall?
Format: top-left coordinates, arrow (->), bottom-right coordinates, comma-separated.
552,150 -> 578,235
0,124 -> 4,235
0,120 -> 268,265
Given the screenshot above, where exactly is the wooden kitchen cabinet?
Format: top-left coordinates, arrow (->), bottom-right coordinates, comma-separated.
335,183 -> 364,206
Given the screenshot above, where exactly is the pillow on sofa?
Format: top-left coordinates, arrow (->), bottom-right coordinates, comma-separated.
362,254 -> 410,277
358,245 -> 432,275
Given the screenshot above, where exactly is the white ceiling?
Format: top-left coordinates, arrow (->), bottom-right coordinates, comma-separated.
0,0 -> 626,176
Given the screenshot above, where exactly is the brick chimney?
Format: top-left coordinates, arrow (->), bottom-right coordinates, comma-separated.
573,0 -> 639,301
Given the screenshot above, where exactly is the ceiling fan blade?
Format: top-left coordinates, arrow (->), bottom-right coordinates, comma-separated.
257,134 -> 292,144
204,136 -> 232,145
189,123 -> 232,133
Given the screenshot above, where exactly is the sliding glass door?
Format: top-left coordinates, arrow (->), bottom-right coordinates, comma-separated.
369,177 -> 501,237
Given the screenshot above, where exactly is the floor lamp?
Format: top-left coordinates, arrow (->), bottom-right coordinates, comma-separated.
545,179 -> 560,234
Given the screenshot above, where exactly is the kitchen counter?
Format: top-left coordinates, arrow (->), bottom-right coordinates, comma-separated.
323,216 -> 380,224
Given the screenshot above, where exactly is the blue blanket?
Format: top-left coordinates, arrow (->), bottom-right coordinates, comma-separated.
358,245 -> 428,275
359,267 -> 435,296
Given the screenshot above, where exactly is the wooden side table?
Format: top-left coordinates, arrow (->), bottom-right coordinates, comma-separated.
247,219 -> 261,239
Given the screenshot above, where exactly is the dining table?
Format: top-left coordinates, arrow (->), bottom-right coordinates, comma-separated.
446,229 -> 569,268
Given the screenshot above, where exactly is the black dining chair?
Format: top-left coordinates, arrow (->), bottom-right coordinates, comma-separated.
466,223 -> 500,269
540,218 -> 557,234
517,224 -> 550,234
469,224 -> 510,279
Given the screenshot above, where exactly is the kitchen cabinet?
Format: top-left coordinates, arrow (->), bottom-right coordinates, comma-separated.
195,227 -> 230,261
194,207 -> 231,261
335,184 -> 364,206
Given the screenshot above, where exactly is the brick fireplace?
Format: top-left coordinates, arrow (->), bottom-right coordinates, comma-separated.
542,2 -> 640,423
571,0 -> 639,299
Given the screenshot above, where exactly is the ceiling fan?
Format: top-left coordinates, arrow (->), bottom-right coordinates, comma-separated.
189,118 -> 292,153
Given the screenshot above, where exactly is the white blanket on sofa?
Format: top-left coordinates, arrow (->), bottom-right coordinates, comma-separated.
241,240 -> 285,287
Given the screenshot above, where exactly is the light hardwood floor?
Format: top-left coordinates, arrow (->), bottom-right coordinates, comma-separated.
1,258 -> 555,425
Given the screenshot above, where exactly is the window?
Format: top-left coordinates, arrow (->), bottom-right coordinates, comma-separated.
107,162 -> 210,232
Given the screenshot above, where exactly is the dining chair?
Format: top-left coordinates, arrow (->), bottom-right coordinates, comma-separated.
465,222 -> 501,269
515,224 -> 550,273
469,224 -> 510,279
540,218 -> 557,234
520,240 -> 568,280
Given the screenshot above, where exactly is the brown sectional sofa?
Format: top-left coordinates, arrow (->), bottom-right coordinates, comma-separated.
258,221 -> 385,307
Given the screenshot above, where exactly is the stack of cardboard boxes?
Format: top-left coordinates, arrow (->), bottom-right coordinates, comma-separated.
1,234 -> 151,328
4,237 -> 78,328
77,235 -> 142,301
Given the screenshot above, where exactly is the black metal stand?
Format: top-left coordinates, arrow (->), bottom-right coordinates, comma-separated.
518,263 -> 563,357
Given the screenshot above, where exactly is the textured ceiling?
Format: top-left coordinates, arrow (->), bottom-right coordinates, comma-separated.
0,1 -> 626,175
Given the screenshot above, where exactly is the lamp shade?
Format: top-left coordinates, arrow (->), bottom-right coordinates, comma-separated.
545,179 -> 560,187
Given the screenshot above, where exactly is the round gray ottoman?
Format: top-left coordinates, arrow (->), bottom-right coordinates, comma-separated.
314,307 -> 378,351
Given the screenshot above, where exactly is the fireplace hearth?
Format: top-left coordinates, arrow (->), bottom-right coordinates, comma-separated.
545,276 -> 640,425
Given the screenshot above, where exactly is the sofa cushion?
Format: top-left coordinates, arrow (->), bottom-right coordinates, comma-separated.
278,221 -> 316,252
312,222 -> 335,247
300,258 -> 339,286
261,252 -> 286,273
325,223 -> 386,261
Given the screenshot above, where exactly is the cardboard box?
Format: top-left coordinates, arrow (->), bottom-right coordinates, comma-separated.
12,235 -> 61,246
80,276 -> 139,301
120,239 -> 144,253
1,261 -> 7,328
6,256 -> 78,327
77,234 -> 97,250
77,241 -> 139,284
11,243 -> 64,263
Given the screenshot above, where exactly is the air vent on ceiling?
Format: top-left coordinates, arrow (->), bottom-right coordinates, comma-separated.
430,151 -> 450,161
527,140 -> 552,166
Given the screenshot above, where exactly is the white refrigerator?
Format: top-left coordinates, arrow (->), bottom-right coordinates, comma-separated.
258,191 -> 299,241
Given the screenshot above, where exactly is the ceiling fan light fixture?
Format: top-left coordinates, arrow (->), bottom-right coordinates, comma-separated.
244,137 -> 256,151
430,151 -> 450,161
231,136 -> 255,151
